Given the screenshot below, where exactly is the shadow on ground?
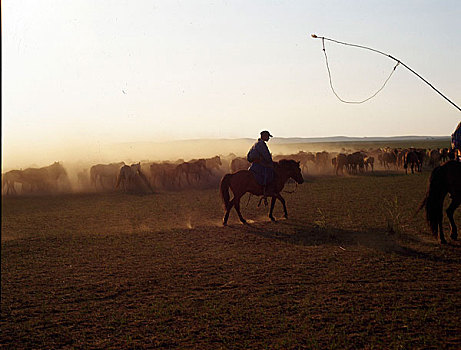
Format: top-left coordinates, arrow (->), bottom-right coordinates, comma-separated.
229,220 -> 461,263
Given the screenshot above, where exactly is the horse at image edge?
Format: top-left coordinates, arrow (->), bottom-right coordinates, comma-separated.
418,160 -> 461,244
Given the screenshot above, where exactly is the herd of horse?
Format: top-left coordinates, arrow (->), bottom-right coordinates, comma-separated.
1,162 -> 71,196
2,147 -> 459,244
1,147 -> 454,196
84,156 -> 223,193
229,147 -> 453,177
332,147 -> 455,175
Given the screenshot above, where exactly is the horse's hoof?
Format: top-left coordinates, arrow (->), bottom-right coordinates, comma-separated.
270,217 -> 276,222
450,234 -> 458,241
440,239 -> 448,244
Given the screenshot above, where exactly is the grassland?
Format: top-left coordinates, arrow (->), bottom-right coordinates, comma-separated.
2,164 -> 461,348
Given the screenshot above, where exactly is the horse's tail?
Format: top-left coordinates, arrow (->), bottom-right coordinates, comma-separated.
115,172 -> 122,189
220,174 -> 232,209
416,165 -> 446,236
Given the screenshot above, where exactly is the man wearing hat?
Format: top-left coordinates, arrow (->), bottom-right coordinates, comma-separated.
247,130 -> 275,202
450,121 -> 461,161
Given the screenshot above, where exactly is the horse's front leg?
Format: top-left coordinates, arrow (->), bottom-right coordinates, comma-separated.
269,196 -> 277,222
276,194 -> 288,219
446,198 -> 460,240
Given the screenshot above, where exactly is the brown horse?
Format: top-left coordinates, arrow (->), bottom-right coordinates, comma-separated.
204,156 -> 222,172
274,151 -> 310,174
90,162 -> 125,190
2,170 -> 28,195
220,159 -> 304,225
334,153 -> 348,175
418,160 -> 461,244
230,157 -> 250,173
116,163 -> 154,193
175,159 -> 210,187
404,150 -> 420,174
149,162 -> 177,189
382,151 -> 397,169
2,162 -> 70,195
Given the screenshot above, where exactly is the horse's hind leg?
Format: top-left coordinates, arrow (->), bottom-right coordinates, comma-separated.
439,220 -> 447,244
446,197 -> 460,240
223,198 -> 234,226
269,197 -> 277,221
233,196 -> 247,224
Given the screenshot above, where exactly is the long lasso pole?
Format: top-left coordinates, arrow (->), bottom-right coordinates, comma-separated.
311,34 -> 461,112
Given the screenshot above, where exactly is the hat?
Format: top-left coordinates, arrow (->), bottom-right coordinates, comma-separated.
260,130 -> 273,138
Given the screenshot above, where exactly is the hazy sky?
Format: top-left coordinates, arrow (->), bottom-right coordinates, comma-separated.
2,0 -> 461,168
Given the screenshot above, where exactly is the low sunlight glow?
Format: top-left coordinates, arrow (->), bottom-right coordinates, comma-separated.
2,0 -> 461,170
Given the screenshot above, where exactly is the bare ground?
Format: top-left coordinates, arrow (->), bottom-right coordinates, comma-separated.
2,171 -> 461,349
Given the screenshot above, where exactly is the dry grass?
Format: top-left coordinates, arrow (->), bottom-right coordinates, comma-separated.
2,169 -> 461,349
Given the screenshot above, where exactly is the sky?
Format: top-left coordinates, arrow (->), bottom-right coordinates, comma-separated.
2,0 -> 461,168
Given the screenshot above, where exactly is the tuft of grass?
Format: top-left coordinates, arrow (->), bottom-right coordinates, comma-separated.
313,208 -> 336,240
383,196 -> 408,235
313,208 -> 327,231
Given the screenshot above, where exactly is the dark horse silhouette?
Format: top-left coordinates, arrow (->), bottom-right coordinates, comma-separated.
220,159 -> 304,225
418,160 -> 461,244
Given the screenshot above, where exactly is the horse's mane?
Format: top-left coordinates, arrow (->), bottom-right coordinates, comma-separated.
276,159 -> 299,168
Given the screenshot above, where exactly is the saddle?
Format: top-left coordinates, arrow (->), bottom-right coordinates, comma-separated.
249,164 -> 277,206
249,163 -> 275,187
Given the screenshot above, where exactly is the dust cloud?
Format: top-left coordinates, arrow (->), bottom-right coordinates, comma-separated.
3,139 -> 254,170
2,138 -> 254,193
1,137 -> 391,195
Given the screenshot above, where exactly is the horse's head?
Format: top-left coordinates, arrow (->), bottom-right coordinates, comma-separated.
277,159 -> 304,184
208,156 -> 222,169
131,162 -> 141,172
49,162 -> 68,178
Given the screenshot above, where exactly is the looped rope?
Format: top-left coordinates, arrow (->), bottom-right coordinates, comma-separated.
321,37 -> 399,104
311,34 -> 461,112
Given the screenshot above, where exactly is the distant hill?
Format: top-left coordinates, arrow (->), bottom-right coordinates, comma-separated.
116,135 -> 450,147
270,136 -> 450,144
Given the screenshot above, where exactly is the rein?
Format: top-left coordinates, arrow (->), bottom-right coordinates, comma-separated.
282,180 -> 298,194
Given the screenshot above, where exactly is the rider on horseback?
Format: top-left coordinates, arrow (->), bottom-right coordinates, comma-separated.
450,121 -> 461,161
247,130 -> 275,204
